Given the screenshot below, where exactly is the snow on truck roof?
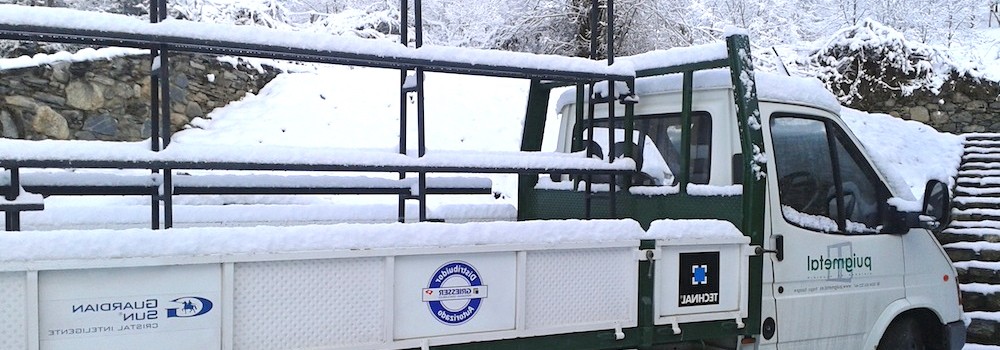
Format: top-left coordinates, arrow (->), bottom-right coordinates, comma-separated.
0,219 -> 743,262
555,69 -> 842,115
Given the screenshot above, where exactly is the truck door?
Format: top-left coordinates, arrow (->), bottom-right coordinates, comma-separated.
763,112 -> 905,349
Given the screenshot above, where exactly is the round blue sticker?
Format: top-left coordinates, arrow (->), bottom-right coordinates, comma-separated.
423,261 -> 487,325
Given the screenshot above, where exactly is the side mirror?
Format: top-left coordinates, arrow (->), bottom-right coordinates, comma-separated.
920,180 -> 952,233
880,200 -> 911,235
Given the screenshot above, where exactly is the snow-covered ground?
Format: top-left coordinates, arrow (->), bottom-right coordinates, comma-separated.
0,65 -> 542,228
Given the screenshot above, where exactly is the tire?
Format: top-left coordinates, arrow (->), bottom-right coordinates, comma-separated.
877,317 -> 926,350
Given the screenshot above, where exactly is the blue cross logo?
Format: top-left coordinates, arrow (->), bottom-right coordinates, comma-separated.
692,265 -> 708,285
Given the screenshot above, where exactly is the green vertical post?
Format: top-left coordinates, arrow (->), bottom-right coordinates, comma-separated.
518,79 -> 552,220
623,79 -> 636,189
520,79 -> 550,153
573,84 -> 586,152
679,71 -> 693,194
727,33 -> 765,336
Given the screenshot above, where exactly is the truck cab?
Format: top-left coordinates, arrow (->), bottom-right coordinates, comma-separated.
524,67 -> 965,348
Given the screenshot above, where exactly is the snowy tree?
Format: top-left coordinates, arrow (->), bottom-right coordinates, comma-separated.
171,0 -> 294,29
692,0 -> 802,45
834,0 -> 979,46
493,0 -> 579,55
601,0 -> 721,53
59,0 -> 135,14
936,0 -> 979,47
284,0 -> 392,24
807,19 -> 983,106
302,6 -> 398,39
3,0 -> 994,67
790,0 -> 846,41
653,0 -> 721,46
833,0 -> 870,26
420,0 -> 510,48
562,0 -> 673,58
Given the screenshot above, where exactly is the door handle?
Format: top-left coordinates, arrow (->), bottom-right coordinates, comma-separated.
755,234 -> 784,261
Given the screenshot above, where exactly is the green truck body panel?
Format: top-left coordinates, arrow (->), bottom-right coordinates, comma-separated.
519,189 -> 744,229
514,34 -> 766,347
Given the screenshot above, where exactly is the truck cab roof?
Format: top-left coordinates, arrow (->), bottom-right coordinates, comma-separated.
555,69 -> 842,115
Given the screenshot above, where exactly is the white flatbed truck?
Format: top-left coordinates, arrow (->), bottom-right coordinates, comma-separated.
0,3 -> 964,350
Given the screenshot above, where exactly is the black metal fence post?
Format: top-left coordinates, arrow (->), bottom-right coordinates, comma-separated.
414,0 -> 427,222
398,0 -> 410,223
158,36 -> 174,228
4,167 -> 19,231
148,0 -> 161,229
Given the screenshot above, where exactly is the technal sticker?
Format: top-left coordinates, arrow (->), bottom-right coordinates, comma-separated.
678,252 -> 720,307
166,297 -> 213,318
423,261 -> 489,325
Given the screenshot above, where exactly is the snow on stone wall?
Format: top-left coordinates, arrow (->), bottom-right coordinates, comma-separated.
808,18 -> 1000,134
850,74 -> 1000,134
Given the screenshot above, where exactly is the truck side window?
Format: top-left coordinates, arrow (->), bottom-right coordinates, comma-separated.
770,115 -> 883,234
831,128 -> 882,230
583,112 -> 711,185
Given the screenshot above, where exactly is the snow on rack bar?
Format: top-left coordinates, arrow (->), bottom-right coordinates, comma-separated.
0,139 -> 634,172
5,202 -> 518,230
0,220 -> 648,262
0,5 -> 633,78
0,220 -> 649,262
0,169 -> 492,190
0,218 -> 753,262
646,219 -> 743,239
0,187 -> 43,205
621,43 -> 729,73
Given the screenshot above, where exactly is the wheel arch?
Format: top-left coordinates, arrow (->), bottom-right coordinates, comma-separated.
864,299 -> 946,349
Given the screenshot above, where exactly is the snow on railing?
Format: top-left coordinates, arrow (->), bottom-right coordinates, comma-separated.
0,139 -> 634,172
0,219 -> 645,262
0,169 -> 492,191
621,43 -> 729,73
0,218 -> 751,262
0,5 -> 633,80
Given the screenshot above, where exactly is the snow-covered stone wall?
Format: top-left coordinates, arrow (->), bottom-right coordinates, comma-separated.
0,53 -> 278,141
810,19 -> 1000,134
849,75 -> 1000,134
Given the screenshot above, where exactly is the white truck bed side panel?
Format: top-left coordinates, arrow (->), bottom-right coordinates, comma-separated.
525,248 -> 638,331
0,272 -> 27,350
232,258 -> 385,349
7,242 -> 640,350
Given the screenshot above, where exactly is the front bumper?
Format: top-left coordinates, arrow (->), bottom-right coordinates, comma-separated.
944,320 -> 966,350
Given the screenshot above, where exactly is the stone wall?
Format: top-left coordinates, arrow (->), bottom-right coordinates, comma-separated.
841,74 -> 1000,134
0,53 -> 279,141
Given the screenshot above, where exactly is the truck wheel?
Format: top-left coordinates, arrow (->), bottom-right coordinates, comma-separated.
877,317 -> 925,350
